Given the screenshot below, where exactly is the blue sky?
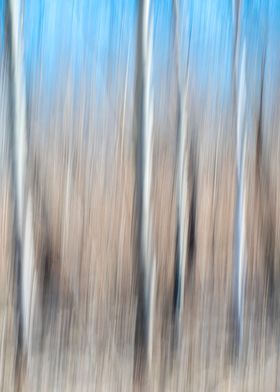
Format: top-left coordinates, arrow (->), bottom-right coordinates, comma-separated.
1,0 -> 280,112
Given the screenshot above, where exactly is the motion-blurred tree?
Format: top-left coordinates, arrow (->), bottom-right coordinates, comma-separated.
5,0 -> 41,369
133,0 -> 156,378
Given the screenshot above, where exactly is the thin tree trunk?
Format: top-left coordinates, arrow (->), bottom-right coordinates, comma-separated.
172,0 -> 192,345
6,0 -> 40,365
232,0 -> 247,353
133,0 -> 156,377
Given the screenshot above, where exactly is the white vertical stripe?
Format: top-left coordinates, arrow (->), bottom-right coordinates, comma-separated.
234,37 -> 247,344
9,0 -> 37,353
174,0 -> 189,327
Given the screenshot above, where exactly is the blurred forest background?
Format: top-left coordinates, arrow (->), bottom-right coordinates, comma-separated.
1,0 -> 280,390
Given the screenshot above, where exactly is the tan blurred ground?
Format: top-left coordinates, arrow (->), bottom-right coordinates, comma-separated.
1,63 -> 280,391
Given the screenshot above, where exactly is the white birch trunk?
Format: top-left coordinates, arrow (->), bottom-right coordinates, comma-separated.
7,0 -> 40,357
134,0 -> 156,372
233,43 -> 247,349
172,0 -> 189,341
232,0 -> 247,351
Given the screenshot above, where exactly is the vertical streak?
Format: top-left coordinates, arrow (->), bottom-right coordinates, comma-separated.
232,0 -> 247,351
134,0 -> 155,372
6,0 -> 38,356
8,0 -> 26,236
172,0 -> 190,338
237,45 -> 247,344
142,0 -> 153,270
255,8 -> 272,306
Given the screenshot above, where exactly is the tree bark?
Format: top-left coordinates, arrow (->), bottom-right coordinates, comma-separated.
133,0 -> 156,377
232,0 -> 247,354
5,0 -> 41,365
172,0 -> 193,346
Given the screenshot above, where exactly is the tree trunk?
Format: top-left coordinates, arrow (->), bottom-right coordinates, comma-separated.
5,0 -> 41,365
133,0 -> 156,377
232,0 -> 247,354
172,0 -> 193,346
